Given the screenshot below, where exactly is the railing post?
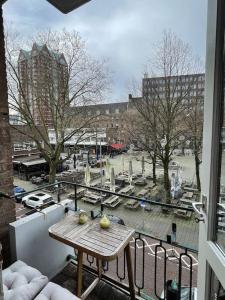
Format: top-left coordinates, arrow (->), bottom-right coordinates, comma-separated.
57,182 -> 61,203
101,202 -> 104,213
74,184 -> 77,211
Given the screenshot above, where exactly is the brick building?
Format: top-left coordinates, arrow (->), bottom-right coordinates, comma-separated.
84,102 -> 129,144
0,6 -> 15,266
18,43 -> 68,127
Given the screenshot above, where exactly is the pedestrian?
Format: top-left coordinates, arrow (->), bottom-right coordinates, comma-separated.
73,154 -> 76,169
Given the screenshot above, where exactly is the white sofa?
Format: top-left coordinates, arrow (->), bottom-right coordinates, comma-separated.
2,260 -> 48,300
0,233 -> 80,300
34,282 -> 80,300
2,261 -> 79,300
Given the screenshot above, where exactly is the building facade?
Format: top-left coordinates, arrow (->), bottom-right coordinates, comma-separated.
11,72 -> 206,152
18,43 -> 68,127
128,73 -> 205,150
69,102 -> 129,146
142,73 -> 205,103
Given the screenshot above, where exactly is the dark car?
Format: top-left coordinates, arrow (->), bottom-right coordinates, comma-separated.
14,185 -> 26,202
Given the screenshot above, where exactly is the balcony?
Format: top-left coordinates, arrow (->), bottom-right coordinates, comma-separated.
7,181 -> 198,299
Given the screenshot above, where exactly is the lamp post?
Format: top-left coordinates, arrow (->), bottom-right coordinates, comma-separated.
0,0 -> 91,264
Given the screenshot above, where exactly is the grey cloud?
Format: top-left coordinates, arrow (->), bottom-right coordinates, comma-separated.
3,0 -> 207,102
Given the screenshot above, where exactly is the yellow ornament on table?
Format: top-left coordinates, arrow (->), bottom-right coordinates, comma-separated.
78,212 -> 88,224
100,214 -> 110,229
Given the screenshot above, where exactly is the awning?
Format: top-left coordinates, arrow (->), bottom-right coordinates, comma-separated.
110,143 -> 125,150
22,159 -> 47,167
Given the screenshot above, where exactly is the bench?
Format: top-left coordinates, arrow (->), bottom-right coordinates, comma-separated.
174,209 -> 192,219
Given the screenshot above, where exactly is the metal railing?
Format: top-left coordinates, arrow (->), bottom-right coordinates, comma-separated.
16,181 -> 198,299
68,231 -> 198,300
63,181 -> 195,211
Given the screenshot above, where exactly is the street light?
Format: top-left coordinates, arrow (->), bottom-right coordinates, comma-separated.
46,0 -> 91,14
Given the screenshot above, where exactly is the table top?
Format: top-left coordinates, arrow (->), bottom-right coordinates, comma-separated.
179,198 -> 195,204
49,214 -> 135,260
184,191 -> 194,198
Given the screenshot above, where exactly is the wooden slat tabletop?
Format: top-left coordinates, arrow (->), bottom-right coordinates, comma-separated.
49,215 -> 135,260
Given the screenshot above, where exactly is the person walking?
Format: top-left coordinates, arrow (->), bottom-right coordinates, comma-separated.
73,154 -> 77,169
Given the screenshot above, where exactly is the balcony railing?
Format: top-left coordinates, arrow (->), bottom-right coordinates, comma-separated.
16,181 -> 198,299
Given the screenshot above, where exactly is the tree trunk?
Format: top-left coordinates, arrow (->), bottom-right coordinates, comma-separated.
48,162 -> 57,184
163,161 -> 171,204
162,144 -> 171,204
152,153 -> 157,184
194,151 -> 201,191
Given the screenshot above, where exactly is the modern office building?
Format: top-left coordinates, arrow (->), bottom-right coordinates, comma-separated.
142,73 -> 205,101
18,43 -> 68,127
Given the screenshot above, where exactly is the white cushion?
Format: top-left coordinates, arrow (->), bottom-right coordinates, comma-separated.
2,261 -> 27,277
2,260 -> 48,300
34,282 -> 80,300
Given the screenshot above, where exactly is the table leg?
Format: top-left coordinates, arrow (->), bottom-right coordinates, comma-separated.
76,249 -> 83,297
125,244 -> 136,300
96,259 -> 102,279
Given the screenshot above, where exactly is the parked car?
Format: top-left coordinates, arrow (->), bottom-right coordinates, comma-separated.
13,185 -> 26,202
21,192 -> 55,208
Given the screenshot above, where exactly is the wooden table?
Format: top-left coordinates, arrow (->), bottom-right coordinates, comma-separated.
49,215 -> 136,300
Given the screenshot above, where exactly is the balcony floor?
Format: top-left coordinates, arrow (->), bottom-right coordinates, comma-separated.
52,263 -> 130,300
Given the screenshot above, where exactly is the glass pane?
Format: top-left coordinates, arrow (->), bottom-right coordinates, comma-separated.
216,41 -> 225,251
209,268 -> 225,299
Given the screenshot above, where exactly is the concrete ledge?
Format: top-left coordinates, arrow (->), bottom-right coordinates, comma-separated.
9,200 -> 74,279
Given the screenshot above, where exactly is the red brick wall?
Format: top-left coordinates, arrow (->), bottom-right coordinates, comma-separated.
0,6 -> 16,265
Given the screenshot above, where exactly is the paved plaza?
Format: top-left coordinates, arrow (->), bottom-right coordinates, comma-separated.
13,153 -> 199,299
14,152 -> 200,250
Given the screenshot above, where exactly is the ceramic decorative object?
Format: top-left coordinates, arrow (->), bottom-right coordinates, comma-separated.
99,214 -> 110,229
78,211 -> 88,224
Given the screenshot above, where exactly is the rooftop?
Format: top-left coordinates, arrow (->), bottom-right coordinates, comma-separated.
19,43 -> 67,66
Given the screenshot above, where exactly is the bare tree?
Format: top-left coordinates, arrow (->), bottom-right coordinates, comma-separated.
184,95 -> 204,191
6,29 -> 110,183
130,31 -> 202,203
124,107 -> 158,184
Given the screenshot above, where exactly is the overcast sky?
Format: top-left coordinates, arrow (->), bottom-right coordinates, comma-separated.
3,0 -> 207,102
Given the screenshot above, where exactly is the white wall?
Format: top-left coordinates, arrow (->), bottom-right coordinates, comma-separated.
9,200 -> 74,279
